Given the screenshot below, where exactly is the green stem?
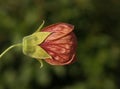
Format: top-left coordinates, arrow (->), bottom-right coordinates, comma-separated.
0,43 -> 22,59
36,20 -> 45,32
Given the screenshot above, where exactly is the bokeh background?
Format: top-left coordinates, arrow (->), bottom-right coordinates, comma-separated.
0,0 -> 120,89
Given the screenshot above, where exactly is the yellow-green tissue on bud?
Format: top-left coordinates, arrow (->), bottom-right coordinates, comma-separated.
22,32 -> 51,59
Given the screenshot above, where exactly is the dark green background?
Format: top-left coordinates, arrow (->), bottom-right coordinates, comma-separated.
0,0 -> 120,89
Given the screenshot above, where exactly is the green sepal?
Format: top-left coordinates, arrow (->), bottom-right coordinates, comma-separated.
22,32 -> 52,59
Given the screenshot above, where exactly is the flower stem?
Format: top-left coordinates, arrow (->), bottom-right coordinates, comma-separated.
0,43 -> 22,59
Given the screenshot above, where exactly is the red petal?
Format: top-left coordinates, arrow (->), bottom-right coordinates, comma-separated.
41,23 -> 74,41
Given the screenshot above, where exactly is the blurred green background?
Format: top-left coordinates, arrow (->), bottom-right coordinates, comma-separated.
0,0 -> 120,89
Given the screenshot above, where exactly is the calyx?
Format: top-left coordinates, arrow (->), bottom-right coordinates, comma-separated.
22,31 -> 51,59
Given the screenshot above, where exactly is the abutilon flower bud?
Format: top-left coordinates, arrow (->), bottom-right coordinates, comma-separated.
0,22 -> 77,66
